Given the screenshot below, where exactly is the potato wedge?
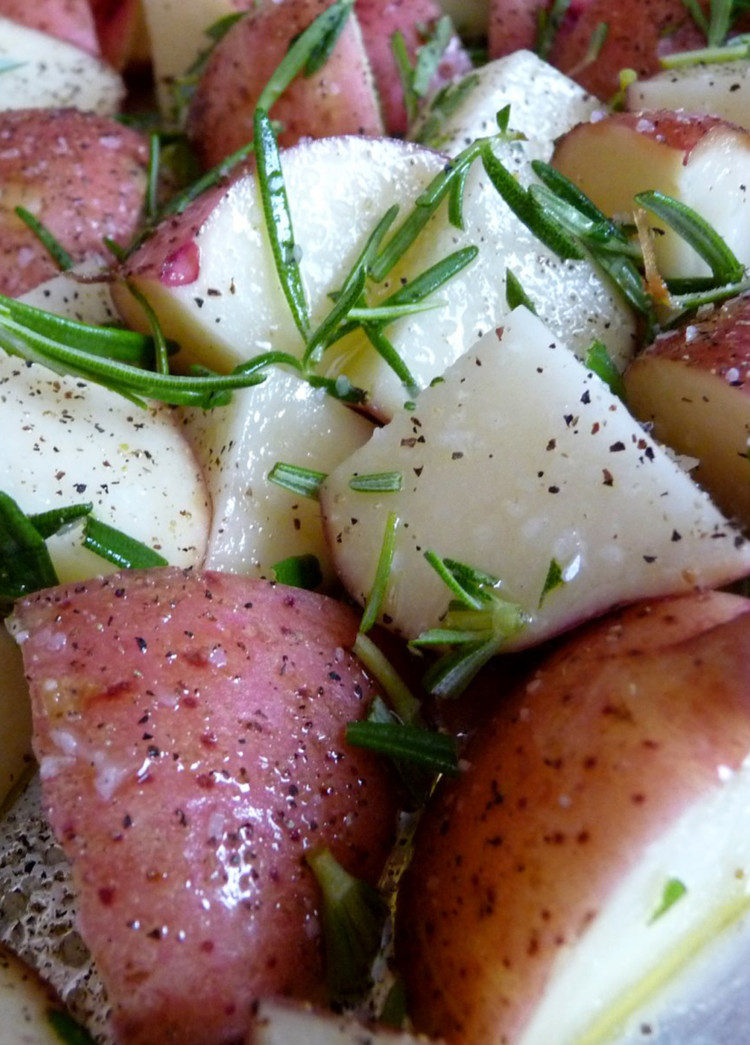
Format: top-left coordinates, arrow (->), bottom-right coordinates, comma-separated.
320,307 -> 750,650
0,0 -> 98,54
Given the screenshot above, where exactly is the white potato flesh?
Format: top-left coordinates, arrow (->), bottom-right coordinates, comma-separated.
178,368 -> 374,584
0,945 -> 67,1045
250,998 -> 438,1045
0,627 -> 32,814
412,49 -> 600,158
140,0 -> 241,119
0,354 -> 210,582
117,135 -> 636,422
320,307 -> 750,649
19,266 -> 120,327
519,757 -> 750,1045
627,60 -> 750,129
0,17 -> 124,114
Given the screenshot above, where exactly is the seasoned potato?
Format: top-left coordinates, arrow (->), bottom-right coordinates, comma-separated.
0,107 -> 148,297
0,0 -> 99,54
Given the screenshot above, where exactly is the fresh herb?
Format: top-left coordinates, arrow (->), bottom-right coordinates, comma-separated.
305,846 -> 388,1006
352,632 -> 422,725
346,719 -> 459,775
254,108 -> 311,343
539,557 -> 565,607
359,510 -> 399,634
410,553 -> 527,698
649,877 -> 688,923
267,462 -> 327,499
82,517 -> 168,570
506,268 -> 538,313
392,15 -> 455,127
15,207 -> 73,272
585,339 -> 627,400
256,0 -> 355,111
170,12 -> 245,124
271,553 -> 323,589
412,73 -> 481,148
47,1008 -> 98,1045
535,0 -> 572,59
0,58 -> 25,74
634,190 -> 745,284
349,472 -> 403,493
0,490 -> 59,605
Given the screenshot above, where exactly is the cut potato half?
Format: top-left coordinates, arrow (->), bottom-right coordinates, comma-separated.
320,307 -> 750,649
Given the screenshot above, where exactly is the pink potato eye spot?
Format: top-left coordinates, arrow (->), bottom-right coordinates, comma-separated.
161,241 -> 200,286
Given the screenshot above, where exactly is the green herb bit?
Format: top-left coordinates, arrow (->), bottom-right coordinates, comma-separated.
306,372 -> 367,403
254,108 -> 311,343
83,517 -> 168,570
146,132 -> 161,221
566,20 -> 608,78
506,268 -> 538,312
360,510 -> 399,635
649,877 -> 688,924
0,490 -> 58,606
346,719 -> 459,775
303,204 -> 399,365
378,246 -> 479,314
585,339 -> 627,400
257,0 -> 355,111
539,557 -> 565,608
358,695 -> 433,807
667,274 -> 750,315
411,552 -> 527,698
47,1008 -> 98,1045
0,295 -> 154,366
707,0 -> 734,45
392,30 -> 419,126
29,503 -> 93,540
271,553 -> 322,589
660,37 -> 750,66
15,207 -> 73,272
158,140 -> 256,222
413,16 -> 454,98
535,0 -> 572,59
352,633 -> 422,726
349,471 -> 403,493
363,325 -> 420,401
681,0 -> 710,35
170,13 -> 245,124
412,74 -> 481,148
305,846 -> 388,1006
634,189 -> 745,284
0,59 -> 25,74
267,462 -> 327,500
480,144 -> 583,261
125,282 -> 170,374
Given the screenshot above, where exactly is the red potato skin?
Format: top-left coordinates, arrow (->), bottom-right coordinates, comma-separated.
355,0 -> 473,136
89,0 -> 149,70
0,108 -> 149,298
187,0 -> 385,169
11,568 -> 399,1045
636,292 -> 750,373
0,0 -> 99,55
489,0 -> 743,100
396,591 -> 750,1045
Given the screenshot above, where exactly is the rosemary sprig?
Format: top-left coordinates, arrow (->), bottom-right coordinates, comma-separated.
267,462 -> 327,499
359,510 -> 399,634
346,719 -> 459,775
15,207 -> 73,272
83,517 -> 168,570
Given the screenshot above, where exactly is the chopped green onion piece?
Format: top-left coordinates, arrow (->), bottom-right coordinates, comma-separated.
649,877 -> 687,924
15,207 -> 73,271
47,1008 -> 98,1045
585,339 -> 627,400
349,471 -> 403,493
305,846 -> 387,1006
271,553 -> 322,589
634,189 -> 745,284
346,720 -> 459,775
0,491 -> 58,604
359,510 -> 399,635
352,632 -> 422,725
267,462 -> 327,499
82,517 -> 168,570
254,108 -> 311,343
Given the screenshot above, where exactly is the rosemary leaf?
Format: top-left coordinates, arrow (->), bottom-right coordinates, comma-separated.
267,462 -> 327,499
15,207 -> 73,271
360,510 -> 398,634
346,720 -> 459,775
254,108 -> 311,343
272,553 -> 323,589
0,490 -> 58,604
349,471 -> 403,493
82,517 -> 168,569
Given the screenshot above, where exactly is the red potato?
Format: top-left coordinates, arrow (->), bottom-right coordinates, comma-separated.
89,0 -> 150,70
187,0 -> 384,168
0,108 -> 149,298
552,109 -> 750,280
624,293 -> 750,529
355,0 -> 473,136
396,590 -> 750,1045
488,0 -> 712,100
0,0 -> 99,55
9,567 -> 400,1045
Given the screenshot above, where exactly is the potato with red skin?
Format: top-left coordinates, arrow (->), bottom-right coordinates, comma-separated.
397,590 -> 750,1045
355,0 -> 473,136
625,293 -> 750,529
9,567 -> 400,1045
89,0 -> 149,70
0,108 -> 149,298
552,109 -> 750,279
0,0 -> 99,54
